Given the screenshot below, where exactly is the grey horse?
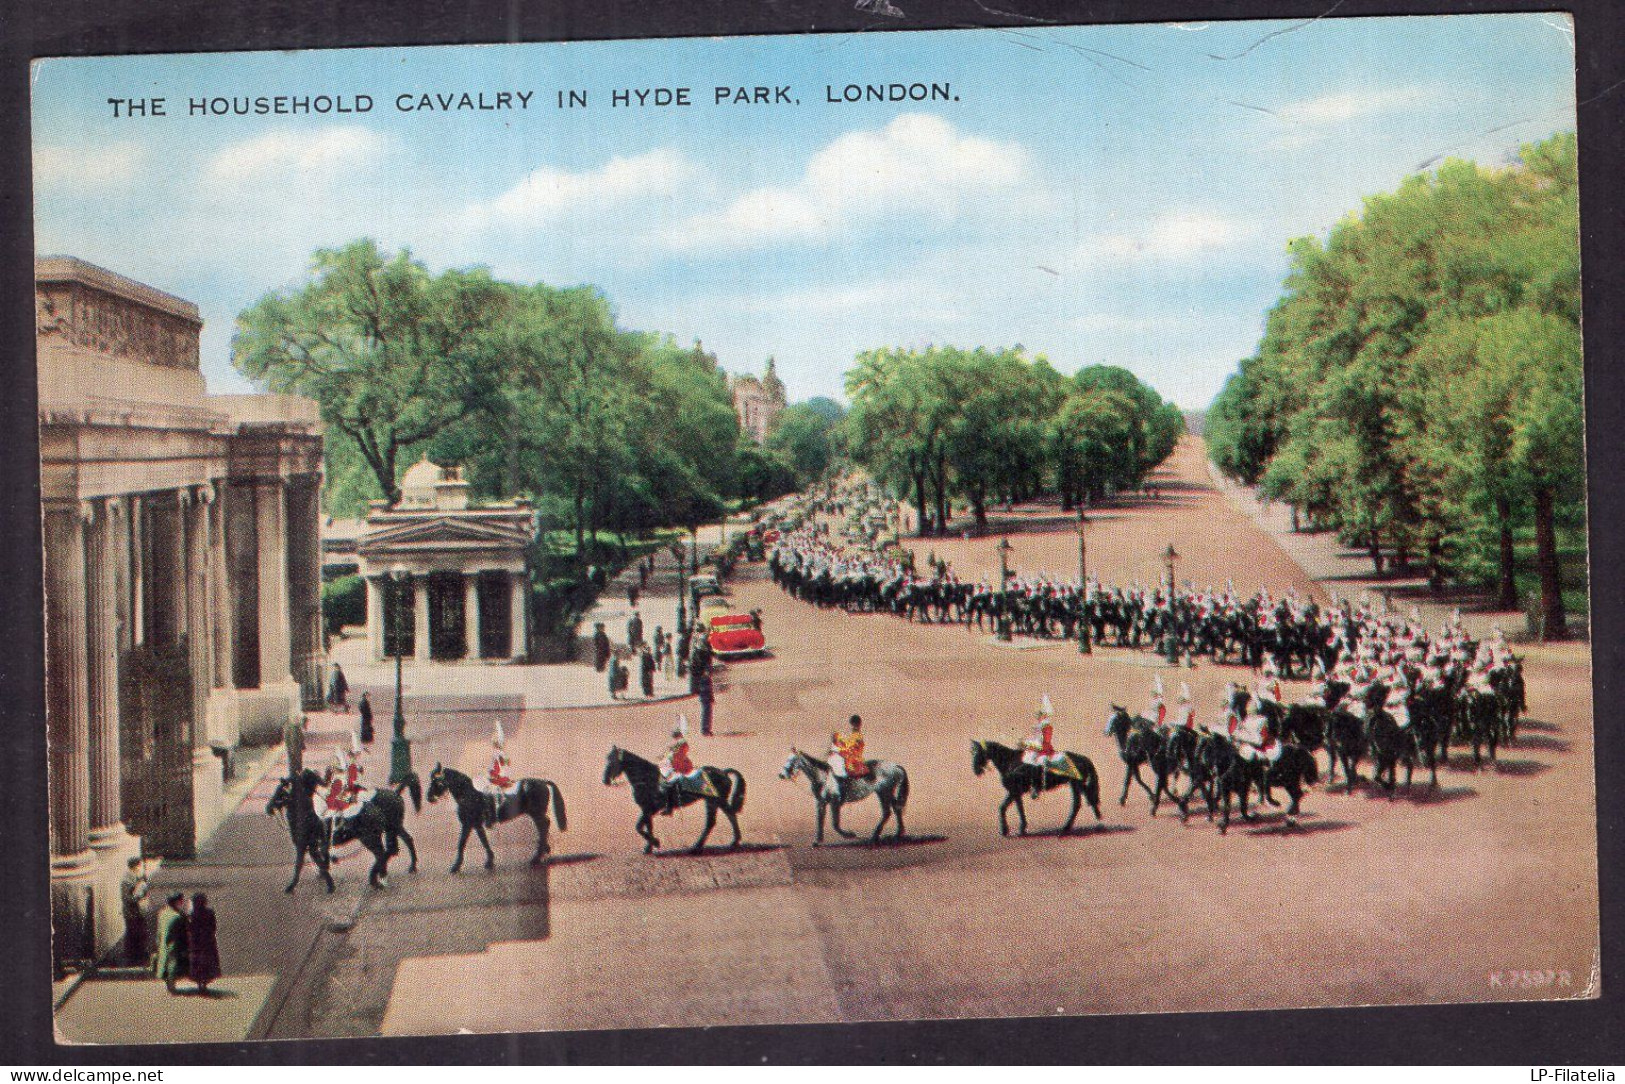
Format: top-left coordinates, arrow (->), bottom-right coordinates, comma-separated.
780,749 -> 909,845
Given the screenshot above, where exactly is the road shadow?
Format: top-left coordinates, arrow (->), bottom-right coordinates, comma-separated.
1001,822 -> 1135,840
712,730 -> 759,739
1489,758 -> 1553,777
1510,734 -> 1570,753
544,851 -> 604,867
1518,719 -> 1560,734
1244,817 -> 1357,837
1360,783 -> 1477,805
819,833 -> 948,849
651,842 -> 786,859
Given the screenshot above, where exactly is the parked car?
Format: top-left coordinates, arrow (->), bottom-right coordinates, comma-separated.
706,612 -> 766,659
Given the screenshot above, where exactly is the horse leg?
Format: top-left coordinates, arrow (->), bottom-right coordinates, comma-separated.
637,809 -> 660,853
398,824 -> 418,873
1134,763 -> 1158,806
724,804 -> 742,849
1015,792 -> 1028,836
286,842 -> 306,893
475,823 -> 495,869
530,812 -> 549,867
1285,783 -> 1301,828
692,801 -> 717,854
1062,785 -> 1081,834
451,822 -> 472,873
871,797 -> 892,844
1119,766 -> 1133,806
814,801 -> 826,846
831,802 -> 857,839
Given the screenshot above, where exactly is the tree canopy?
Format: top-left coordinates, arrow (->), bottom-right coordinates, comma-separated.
1206,131 -> 1582,638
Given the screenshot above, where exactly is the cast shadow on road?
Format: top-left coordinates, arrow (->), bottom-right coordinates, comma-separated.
1488,758 -> 1554,777
651,842 -> 787,859
1355,783 -> 1478,805
543,852 -> 604,867
818,833 -> 948,849
1243,817 -> 1357,837
1003,822 -> 1136,840
1517,719 -> 1560,734
1510,734 -> 1570,753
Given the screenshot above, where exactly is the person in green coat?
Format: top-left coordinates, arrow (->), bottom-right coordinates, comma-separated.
153,892 -> 190,995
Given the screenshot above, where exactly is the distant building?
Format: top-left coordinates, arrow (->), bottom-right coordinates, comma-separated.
355,458 -> 536,663
730,357 -> 787,443
37,257 -> 323,969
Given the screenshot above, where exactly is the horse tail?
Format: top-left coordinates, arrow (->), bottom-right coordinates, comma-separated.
397,772 -> 423,813
1300,747 -> 1320,785
894,766 -> 910,809
548,780 -> 568,832
1080,756 -> 1100,811
724,769 -> 748,815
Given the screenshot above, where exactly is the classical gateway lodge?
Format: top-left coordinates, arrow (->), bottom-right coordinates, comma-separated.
37,257 -> 325,970
355,458 -> 536,663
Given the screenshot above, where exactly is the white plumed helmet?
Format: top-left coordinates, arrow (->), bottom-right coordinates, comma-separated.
493,720 -> 506,748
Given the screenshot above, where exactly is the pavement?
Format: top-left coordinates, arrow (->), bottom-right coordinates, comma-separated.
55,436 -> 1599,1042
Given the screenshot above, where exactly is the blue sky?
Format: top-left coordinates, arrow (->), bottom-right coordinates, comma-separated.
31,14 -> 1576,408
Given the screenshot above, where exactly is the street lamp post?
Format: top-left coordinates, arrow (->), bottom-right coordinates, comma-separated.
1077,510 -> 1091,655
1162,543 -> 1181,664
388,564 -> 413,784
997,537 -> 1015,642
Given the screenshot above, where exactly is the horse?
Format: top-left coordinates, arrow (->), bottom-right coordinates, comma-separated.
1104,706 -> 1184,815
603,746 -> 746,854
970,739 -> 1102,836
425,764 -> 568,873
265,767 -> 421,892
780,749 -> 909,845
1365,709 -> 1420,794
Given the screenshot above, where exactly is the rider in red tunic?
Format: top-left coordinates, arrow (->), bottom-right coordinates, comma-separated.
487,721 -> 516,792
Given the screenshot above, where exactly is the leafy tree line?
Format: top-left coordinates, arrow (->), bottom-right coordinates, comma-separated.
843,345 -> 1184,535
1206,132 -> 1582,640
234,240 -> 827,553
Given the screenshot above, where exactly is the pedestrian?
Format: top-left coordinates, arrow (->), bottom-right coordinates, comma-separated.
639,645 -> 656,698
652,626 -> 667,670
119,856 -> 149,967
608,651 -> 629,700
627,610 -> 644,651
628,581 -> 640,609
283,712 -> 306,776
154,892 -> 189,995
592,622 -> 611,672
358,691 -> 374,745
696,667 -> 715,737
327,663 -> 349,713
676,624 -> 692,678
187,893 -> 221,995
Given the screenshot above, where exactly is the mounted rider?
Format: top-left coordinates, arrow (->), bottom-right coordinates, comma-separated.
1022,694 -> 1066,798
659,714 -> 710,813
1145,675 -> 1167,728
482,720 -> 519,822
828,714 -> 871,799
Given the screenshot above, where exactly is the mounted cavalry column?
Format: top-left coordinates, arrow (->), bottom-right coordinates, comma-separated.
464,573 -> 482,660
45,501 -> 94,970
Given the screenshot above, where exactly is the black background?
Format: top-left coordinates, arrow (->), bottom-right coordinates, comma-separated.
0,0 -> 1619,1066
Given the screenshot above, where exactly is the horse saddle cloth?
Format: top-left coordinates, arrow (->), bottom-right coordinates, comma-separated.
673,773 -> 718,799
1040,758 -> 1080,781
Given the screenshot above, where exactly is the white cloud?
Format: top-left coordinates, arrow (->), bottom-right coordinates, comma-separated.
204,126 -> 392,185
665,113 -> 1034,251
33,140 -> 147,191
1076,211 -> 1252,265
465,147 -> 704,233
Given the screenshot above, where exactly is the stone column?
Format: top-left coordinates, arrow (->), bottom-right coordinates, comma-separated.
286,476 -> 323,708
367,576 -> 385,662
85,500 -> 122,839
464,572 -> 481,660
509,571 -> 527,661
128,495 -> 145,647
413,576 -> 431,662
187,488 -> 222,845
46,502 -> 94,968
255,479 -> 292,687
206,487 -> 238,748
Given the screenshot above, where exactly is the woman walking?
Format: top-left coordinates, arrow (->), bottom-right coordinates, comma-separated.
153,892 -> 189,995
187,893 -> 222,995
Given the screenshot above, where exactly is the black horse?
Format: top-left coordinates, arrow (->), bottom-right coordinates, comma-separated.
1195,734 -> 1318,833
426,764 -> 568,873
603,746 -> 746,854
1104,706 -> 1184,815
970,739 -> 1102,836
1365,709 -> 1421,794
265,768 -> 421,892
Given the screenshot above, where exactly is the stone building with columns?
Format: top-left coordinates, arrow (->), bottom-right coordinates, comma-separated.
356,458 -> 535,663
37,257 -> 324,970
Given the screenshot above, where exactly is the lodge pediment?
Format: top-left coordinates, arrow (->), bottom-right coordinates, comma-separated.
358,514 -> 531,554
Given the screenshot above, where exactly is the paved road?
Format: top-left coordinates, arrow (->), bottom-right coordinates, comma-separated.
83,436 -> 1596,1041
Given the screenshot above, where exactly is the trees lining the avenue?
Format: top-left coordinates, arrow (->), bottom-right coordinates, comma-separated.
1206,132 -> 1582,639
843,345 -> 1183,535
235,240 -> 804,553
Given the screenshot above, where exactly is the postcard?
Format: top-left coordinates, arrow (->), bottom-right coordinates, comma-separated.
31,14 -> 1595,1044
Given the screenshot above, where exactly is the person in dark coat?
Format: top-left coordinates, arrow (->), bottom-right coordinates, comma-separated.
627,582 -> 640,608
639,646 -> 656,698
187,893 -> 221,995
357,691 -> 374,744
592,623 -> 612,672
154,893 -> 189,995
696,668 -> 715,737
627,611 -> 644,651
607,652 -> 626,700
327,663 -> 349,713
119,857 -> 149,967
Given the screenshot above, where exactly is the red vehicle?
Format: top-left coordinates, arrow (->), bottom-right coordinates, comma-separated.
707,613 -> 767,659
